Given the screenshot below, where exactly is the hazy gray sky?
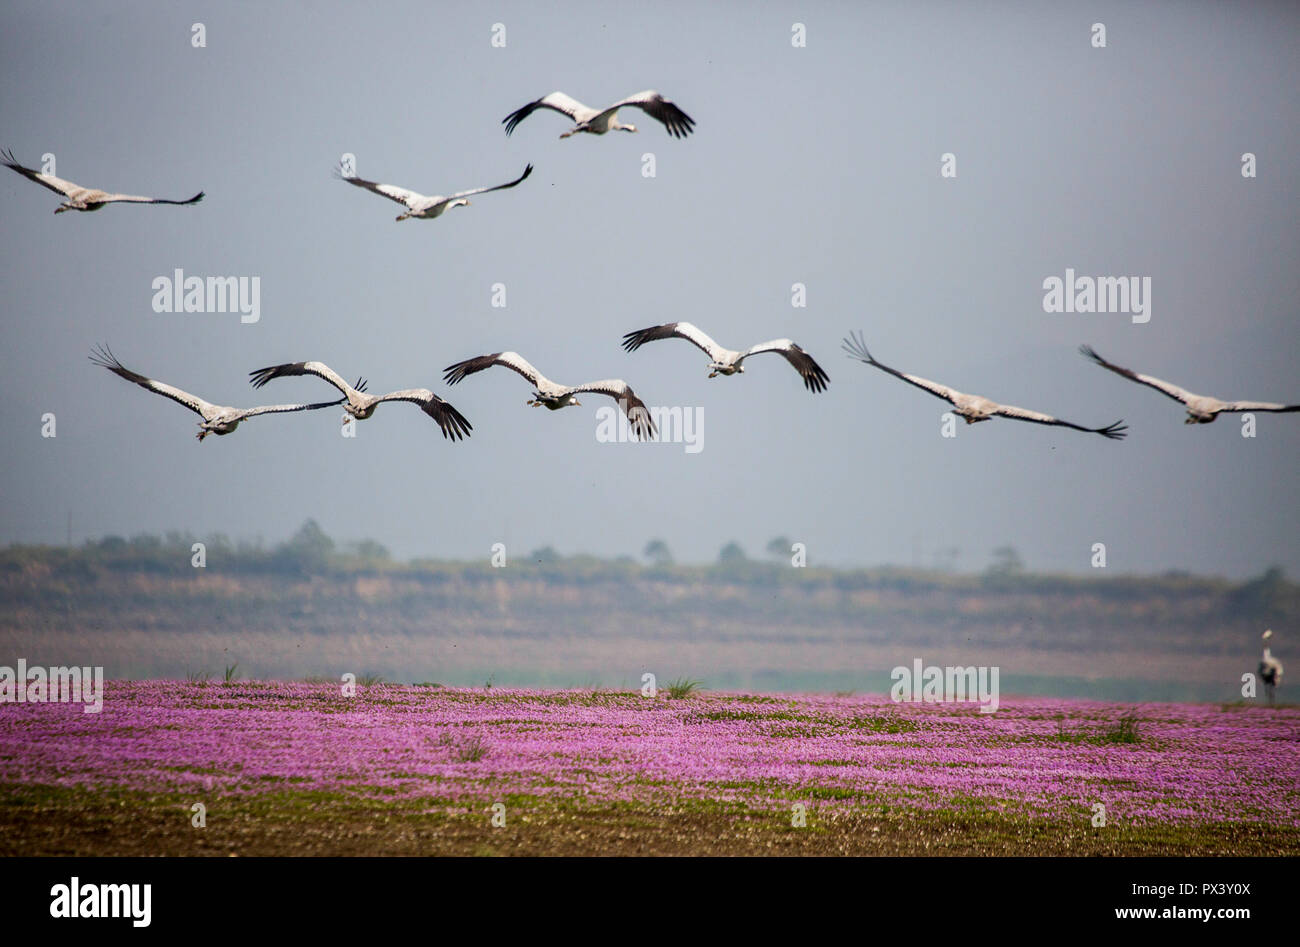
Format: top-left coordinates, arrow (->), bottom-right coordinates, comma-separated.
2,1 -> 1296,576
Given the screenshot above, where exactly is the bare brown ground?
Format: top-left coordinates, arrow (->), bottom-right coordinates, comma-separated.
3,785 -> 1293,857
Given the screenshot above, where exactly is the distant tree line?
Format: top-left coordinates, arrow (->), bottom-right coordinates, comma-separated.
1,520 -> 389,578
0,523 -> 1295,623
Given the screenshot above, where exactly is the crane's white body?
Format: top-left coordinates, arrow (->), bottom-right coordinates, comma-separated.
844,334 -> 1127,438
4,149 -> 203,213
622,322 -> 829,392
248,360 -> 471,440
1260,630 -> 1283,704
1081,346 -> 1299,424
444,351 -> 656,439
503,91 -> 695,139
339,164 -> 532,221
90,346 -> 341,441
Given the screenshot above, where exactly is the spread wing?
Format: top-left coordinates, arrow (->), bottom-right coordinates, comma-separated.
248,360 -> 358,398
991,403 -> 1128,439
2,149 -> 83,197
336,166 -> 425,209
235,398 -> 347,420
1219,400 -> 1300,414
89,345 -> 216,418
98,191 -> 204,205
741,339 -> 829,392
3,151 -> 202,205
842,332 -> 959,405
609,91 -> 696,138
622,322 -> 726,361
1079,345 -> 1196,405
503,92 -> 590,135
446,164 -> 533,201
373,389 -> 473,440
443,351 -> 541,387
571,379 -> 657,440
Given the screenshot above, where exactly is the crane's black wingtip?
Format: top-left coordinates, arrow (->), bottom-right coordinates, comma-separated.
89,342 -> 121,363
840,332 -> 874,364
1100,420 -> 1129,440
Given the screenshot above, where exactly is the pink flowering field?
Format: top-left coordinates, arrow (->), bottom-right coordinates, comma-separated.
2,681 -> 1297,855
